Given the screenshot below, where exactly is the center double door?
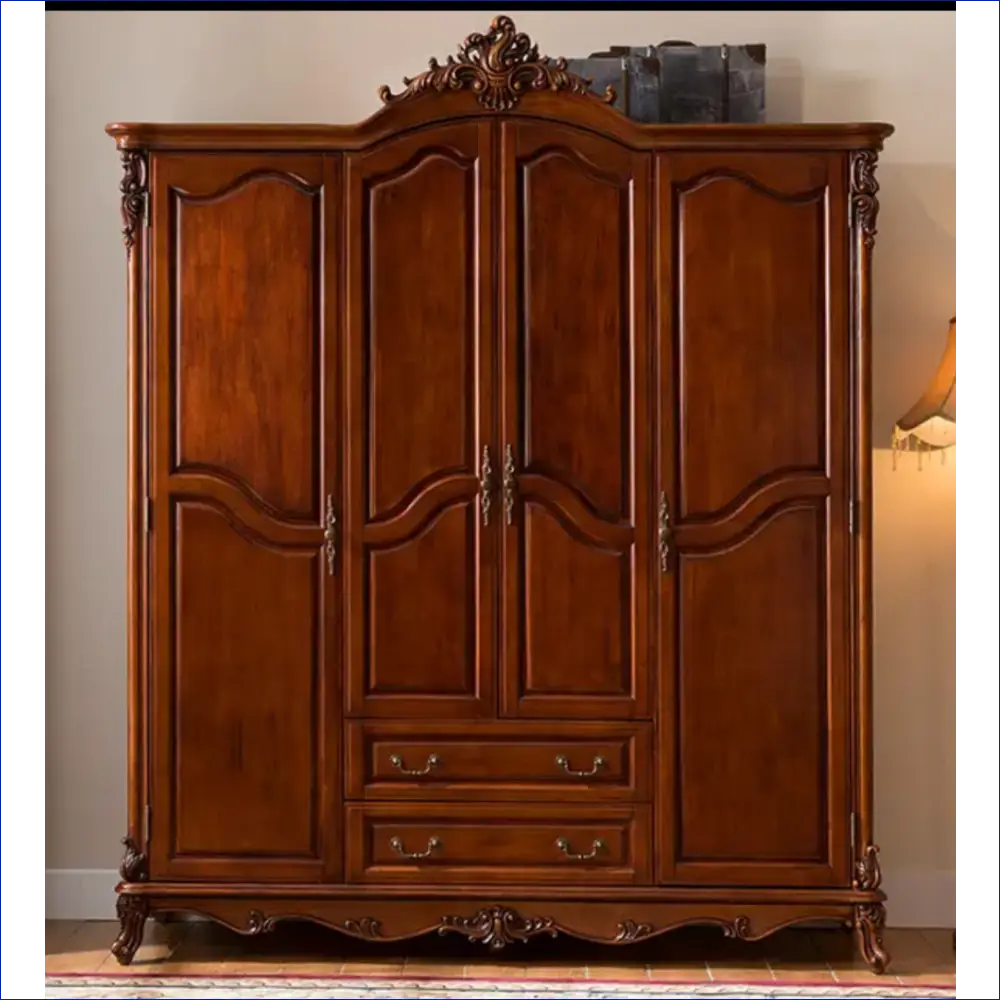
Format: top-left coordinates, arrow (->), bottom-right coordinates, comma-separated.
344,119 -> 651,721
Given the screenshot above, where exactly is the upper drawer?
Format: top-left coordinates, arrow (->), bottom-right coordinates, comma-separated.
346,721 -> 652,801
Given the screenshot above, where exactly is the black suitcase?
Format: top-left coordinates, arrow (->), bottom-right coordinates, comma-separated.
566,41 -> 765,124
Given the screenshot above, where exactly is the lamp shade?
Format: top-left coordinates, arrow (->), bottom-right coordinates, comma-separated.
893,317 -> 956,456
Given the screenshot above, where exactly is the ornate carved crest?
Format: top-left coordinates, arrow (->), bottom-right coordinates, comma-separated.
118,835 -> 148,883
438,905 -> 558,950
379,16 -> 615,112
852,843 -> 883,892
119,150 -> 147,257
850,149 -> 880,252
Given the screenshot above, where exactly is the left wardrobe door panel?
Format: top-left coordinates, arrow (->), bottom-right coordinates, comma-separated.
344,122 -> 496,719
148,153 -> 342,882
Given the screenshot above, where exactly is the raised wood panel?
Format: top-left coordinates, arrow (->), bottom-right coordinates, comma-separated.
500,121 -> 650,720
148,153 -> 339,883
365,145 -> 477,519
520,503 -> 631,699
672,164 -> 828,519
345,124 -> 495,718
655,152 -> 850,888
346,803 -> 651,885
678,505 -> 826,862
366,503 -> 477,698
173,169 -> 322,520
154,501 -> 323,879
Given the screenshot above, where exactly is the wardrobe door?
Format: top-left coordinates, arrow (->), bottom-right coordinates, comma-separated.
655,152 -> 851,887
499,121 -> 652,720
148,153 -> 341,881
344,122 -> 496,718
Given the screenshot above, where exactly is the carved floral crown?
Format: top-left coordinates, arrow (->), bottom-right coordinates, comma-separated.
378,15 -> 615,112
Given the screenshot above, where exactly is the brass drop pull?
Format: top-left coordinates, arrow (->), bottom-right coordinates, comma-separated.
555,754 -> 606,778
658,491 -> 671,573
388,752 -> 441,776
324,495 -> 337,576
503,444 -> 517,525
389,835 -> 441,860
555,837 -> 605,861
480,445 -> 493,526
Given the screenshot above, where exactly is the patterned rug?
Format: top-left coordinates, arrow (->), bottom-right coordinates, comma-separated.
43,974 -> 957,998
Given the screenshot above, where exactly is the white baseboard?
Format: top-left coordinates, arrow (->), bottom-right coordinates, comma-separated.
45,866 -> 956,928
46,869 -> 118,920
883,869 -> 955,928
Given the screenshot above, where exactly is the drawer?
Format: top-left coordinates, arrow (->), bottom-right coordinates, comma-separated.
345,722 -> 651,801
346,803 -> 651,884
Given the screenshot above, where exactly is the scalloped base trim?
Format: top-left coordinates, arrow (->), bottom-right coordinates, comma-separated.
45,975 -> 956,998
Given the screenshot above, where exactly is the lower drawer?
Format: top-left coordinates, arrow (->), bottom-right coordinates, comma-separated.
345,803 -> 651,885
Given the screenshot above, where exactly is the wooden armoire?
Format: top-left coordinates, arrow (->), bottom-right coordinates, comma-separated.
107,16 -> 893,972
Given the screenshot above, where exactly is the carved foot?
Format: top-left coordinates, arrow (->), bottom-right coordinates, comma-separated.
111,894 -> 149,966
854,902 -> 890,974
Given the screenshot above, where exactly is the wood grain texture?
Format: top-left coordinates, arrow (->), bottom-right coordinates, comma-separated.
499,120 -> 651,720
655,151 -> 851,890
344,122 -> 496,719
345,721 -> 652,801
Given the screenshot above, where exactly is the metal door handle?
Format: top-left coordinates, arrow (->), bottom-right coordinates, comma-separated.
388,753 -> 441,776
503,445 -> 517,525
555,837 -> 605,861
480,446 -> 493,526
324,495 -> 337,576
658,491 -> 671,573
389,835 -> 441,860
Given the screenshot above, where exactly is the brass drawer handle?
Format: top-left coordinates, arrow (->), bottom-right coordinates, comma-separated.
555,754 -> 606,778
555,837 -> 605,861
388,752 -> 441,776
389,835 -> 441,860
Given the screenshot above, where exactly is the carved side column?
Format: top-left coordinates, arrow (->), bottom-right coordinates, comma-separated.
849,148 -> 889,976
119,146 -> 150,966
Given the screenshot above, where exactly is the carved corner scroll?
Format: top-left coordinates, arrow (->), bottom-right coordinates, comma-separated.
852,843 -> 883,892
118,835 -> 148,883
849,149 -> 880,252
379,15 -> 615,112
119,150 -> 148,257
439,905 -> 558,950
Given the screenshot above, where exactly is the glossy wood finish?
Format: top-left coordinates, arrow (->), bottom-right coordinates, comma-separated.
499,121 -> 651,720
346,804 -> 651,885
346,721 -> 652,801
110,17 -> 892,973
655,153 -> 850,888
148,153 -> 341,881
344,122 -> 496,719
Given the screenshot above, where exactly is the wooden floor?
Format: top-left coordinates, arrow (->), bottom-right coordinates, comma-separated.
46,920 -> 955,988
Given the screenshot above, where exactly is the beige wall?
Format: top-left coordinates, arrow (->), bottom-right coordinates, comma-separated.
45,9 -> 955,923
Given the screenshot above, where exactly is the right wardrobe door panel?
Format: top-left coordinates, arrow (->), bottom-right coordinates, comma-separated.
655,152 -> 852,887
498,121 -> 652,721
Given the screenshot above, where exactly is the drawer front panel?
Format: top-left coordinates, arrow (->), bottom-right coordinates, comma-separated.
346,722 -> 651,801
346,803 -> 651,884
